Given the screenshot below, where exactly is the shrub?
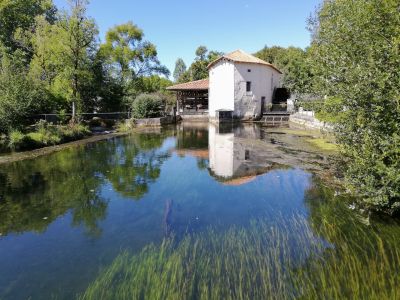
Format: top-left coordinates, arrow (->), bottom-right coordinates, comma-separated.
26,120 -> 62,146
61,124 -> 91,141
6,122 -> 91,151
0,51 -> 50,134
8,130 -> 37,150
27,131 -> 61,146
57,109 -> 70,125
131,94 -> 164,119
116,121 -> 131,132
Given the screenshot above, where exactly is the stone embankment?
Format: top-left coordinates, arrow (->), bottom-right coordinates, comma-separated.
289,110 -> 332,131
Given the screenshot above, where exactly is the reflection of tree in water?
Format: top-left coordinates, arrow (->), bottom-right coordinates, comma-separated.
0,131 -> 172,236
196,158 -> 208,170
0,148 -> 108,236
304,176 -> 373,247
175,126 -> 209,170
99,133 -> 171,199
176,127 -> 208,150
298,175 -> 400,297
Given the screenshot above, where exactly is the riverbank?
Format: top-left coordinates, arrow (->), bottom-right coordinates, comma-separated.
0,124 -> 174,165
0,131 -> 127,165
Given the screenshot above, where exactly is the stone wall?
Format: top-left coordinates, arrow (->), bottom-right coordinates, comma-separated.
180,115 -> 209,122
289,111 -> 332,131
128,116 -> 176,127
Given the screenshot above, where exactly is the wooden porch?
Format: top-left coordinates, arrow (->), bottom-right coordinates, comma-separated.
166,79 -> 209,116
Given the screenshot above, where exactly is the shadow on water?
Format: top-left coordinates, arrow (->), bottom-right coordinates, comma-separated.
0,123 -> 399,299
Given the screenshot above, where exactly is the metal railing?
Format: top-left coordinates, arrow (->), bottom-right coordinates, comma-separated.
30,112 -> 131,123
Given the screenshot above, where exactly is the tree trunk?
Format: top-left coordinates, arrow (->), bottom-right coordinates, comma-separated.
71,101 -> 76,124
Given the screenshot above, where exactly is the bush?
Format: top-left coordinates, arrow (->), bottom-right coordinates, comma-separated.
131,94 -> 164,119
6,121 -> 91,151
24,120 -> 61,145
0,51 -> 50,134
8,130 -> 37,150
61,123 -> 91,141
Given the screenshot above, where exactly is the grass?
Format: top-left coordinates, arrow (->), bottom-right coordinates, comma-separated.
79,215 -> 400,300
266,128 -> 317,137
116,121 -> 132,132
307,138 -> 338,152
7,122 -> 91,151
270,127 -> 339,153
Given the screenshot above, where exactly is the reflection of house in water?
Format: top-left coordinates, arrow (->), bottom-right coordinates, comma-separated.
173,122 -> 280,185
208,123 -> 277,185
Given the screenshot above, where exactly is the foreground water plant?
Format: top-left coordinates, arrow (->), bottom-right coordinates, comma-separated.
79,213 -> 400,300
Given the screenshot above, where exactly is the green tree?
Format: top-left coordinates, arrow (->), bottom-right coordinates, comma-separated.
100,22 -> 169,107
178,47 -> 223,83
254,46 -> 313,94
254,46 -> 286,65
29,16 -> 60,86
133,75 -> 172,95
173,58 -> 186,82
309,0 -> 400,214
195,46 -> 208,61
86,49 -> 125,112
0,0 -> 57,54
56,0 -> 98,120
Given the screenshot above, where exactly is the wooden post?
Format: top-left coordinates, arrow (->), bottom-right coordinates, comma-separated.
176,92 -> 180,116
195,91 -> 198,111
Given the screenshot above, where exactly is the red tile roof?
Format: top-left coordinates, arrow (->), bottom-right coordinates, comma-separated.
222,175 -> 257,186
207,49 -> 282,74
166,79 -> 209,91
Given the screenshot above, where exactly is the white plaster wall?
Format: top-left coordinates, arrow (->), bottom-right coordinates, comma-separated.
233,63 -> 282,118
208,60 -> 235,117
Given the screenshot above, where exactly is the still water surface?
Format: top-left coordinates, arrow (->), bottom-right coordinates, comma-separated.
0,123 -> 399,299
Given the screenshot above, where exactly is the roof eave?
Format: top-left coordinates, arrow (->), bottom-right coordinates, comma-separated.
207,56 -> 231,70
166,88 -> 208,91
207,57 -> 282,74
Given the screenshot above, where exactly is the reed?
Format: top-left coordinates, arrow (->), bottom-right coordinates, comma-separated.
79,215 -> 400,300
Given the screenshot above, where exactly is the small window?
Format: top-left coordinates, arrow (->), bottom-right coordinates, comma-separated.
246,81 -> 251,92
247,69 -> 251,72
245,150 -> 250,160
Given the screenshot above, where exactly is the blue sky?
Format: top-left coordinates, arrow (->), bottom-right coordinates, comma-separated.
54,0 -> 321,76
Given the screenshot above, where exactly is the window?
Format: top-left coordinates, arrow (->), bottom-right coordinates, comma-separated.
245,150 -> 250,160
246,81 -> 251,92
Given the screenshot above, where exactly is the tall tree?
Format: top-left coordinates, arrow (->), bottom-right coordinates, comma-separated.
173,58 -> 186,82
178,47 -> 223,83
195,46 -> 208,61
29,15 -> 60,87
309,0 -> 400,214
54,0 -> 98,119
100,21 -> 169,106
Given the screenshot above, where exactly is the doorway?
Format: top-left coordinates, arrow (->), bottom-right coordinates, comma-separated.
261,97 -> 266,114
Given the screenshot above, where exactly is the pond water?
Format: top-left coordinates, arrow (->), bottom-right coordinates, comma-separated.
0,123 -> 399,299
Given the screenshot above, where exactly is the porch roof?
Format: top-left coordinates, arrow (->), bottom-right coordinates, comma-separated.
166,79 -> 209,91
